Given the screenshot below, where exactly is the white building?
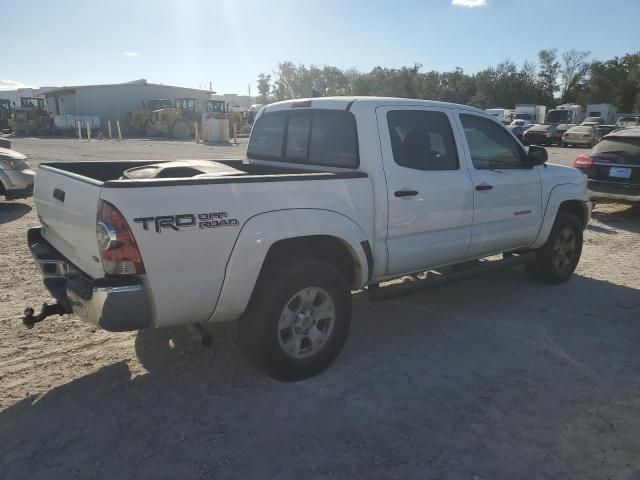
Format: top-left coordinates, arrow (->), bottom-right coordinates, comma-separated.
43,79 -> 214,135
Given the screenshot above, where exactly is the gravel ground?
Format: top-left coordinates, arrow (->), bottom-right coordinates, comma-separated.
1,138 -> 639,480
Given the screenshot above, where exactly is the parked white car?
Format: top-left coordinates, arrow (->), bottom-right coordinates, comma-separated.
562,125 -> 602,148
25,97 -> 591,380
0,147 -> 35,200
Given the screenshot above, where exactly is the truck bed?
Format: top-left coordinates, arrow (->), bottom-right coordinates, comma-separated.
33,158 -> 372,328
40,159 -> 367,187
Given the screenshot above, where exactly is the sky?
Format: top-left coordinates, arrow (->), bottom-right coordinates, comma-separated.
2,0 -> 639,96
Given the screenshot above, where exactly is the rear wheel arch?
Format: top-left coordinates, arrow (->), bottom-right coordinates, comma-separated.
259,235 -> 359,288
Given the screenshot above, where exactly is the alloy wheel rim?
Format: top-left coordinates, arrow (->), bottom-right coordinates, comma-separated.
552,228 -> 576,273
278,287 -> 336,359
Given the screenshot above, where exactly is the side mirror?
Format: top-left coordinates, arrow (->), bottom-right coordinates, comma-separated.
525,145 -> 548,167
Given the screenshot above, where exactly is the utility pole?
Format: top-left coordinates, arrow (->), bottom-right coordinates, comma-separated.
209,81 -> 212,93
248,85 -> 251,106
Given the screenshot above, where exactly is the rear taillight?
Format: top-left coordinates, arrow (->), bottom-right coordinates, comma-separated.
97,200 -> 145,275
574,154 -> 593,169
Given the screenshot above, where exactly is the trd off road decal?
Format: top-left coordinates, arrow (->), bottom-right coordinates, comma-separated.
134,212 -> 239,233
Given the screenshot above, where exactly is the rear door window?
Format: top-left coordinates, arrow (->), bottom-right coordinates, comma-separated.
386,110 -> 459,170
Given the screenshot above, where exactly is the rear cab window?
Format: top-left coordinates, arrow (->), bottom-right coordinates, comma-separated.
248,109 -> 359,168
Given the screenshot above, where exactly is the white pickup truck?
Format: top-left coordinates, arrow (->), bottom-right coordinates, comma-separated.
25,97 -> 591,381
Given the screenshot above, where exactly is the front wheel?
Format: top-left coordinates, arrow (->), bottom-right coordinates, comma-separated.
526,211 -> 583,284
239,257 -> 352,381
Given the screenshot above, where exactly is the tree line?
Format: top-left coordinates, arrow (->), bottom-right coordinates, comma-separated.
256,50 -> 640,113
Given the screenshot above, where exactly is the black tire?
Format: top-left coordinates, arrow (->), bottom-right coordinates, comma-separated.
239,257 -> 352,381
526,211 -> 583,284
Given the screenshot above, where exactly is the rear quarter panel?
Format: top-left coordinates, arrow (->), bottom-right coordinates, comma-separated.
100,177 -> 373,327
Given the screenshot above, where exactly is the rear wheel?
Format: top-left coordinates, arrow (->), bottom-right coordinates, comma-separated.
239,257 -> 352,381
526,211 -> 583,284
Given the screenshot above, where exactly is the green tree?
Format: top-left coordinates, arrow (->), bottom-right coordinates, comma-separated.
256,73 -> 271,104
559,50 -> 591,103
537,49 -> 560,105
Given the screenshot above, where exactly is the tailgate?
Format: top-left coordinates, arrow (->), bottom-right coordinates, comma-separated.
34,166 -> 104,278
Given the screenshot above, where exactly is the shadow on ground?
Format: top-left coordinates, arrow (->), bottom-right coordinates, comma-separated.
592,204 -> 640,234
0,202 -> 31,225
1,269 -> 639,480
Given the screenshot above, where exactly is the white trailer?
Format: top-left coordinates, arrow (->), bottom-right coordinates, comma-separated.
514,104 -> 546,124
485,108 -> 513,124
586,104 -> 618,124
546,104 -> 583,125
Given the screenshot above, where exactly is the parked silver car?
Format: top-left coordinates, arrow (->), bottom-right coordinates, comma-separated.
561,125 -> 601,148
616,115 -> 640,129
0,147 -> 35,200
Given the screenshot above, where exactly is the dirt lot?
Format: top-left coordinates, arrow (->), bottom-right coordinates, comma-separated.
1,138 -> 639,479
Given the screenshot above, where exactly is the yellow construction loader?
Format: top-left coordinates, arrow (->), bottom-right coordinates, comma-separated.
8,97 -> 50,136
127,99 -> 192,138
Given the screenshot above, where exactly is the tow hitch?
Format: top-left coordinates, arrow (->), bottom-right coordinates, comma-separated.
22,302 -> 68,329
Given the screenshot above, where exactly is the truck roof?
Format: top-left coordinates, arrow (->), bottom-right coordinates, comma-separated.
262,96 -> 486,115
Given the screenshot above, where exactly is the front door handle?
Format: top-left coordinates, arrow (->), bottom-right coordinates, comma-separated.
394,190 -> 419,197
475,184 -> 493,192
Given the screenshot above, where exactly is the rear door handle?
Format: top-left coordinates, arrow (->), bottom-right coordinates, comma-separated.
394,190 -> 419,197
475,184 -> 493,192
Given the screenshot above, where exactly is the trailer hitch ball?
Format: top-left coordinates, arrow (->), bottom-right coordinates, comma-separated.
22,302 -> 67,329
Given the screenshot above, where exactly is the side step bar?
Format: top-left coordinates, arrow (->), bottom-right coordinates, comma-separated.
367,252 -> 536,301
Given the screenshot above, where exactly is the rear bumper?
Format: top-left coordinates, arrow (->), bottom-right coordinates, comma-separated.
5,184 -> 34,199
28,227 -> 153,331
563,137 -> 592,146
588,180 -> 640,204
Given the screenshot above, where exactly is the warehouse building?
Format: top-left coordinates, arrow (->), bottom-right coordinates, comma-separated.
44,79 -> 213,135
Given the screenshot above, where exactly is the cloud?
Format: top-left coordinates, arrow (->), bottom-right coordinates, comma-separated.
122,51 -> 141,57
452,0 -> 487,6
0,79 -> 32,91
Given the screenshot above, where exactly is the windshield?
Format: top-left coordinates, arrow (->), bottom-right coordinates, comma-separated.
570,126 -> 592,133
528,125 -> 548,132
592,137 -> 640,158
619,117 -> 638,124
547,110 -> 569,123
